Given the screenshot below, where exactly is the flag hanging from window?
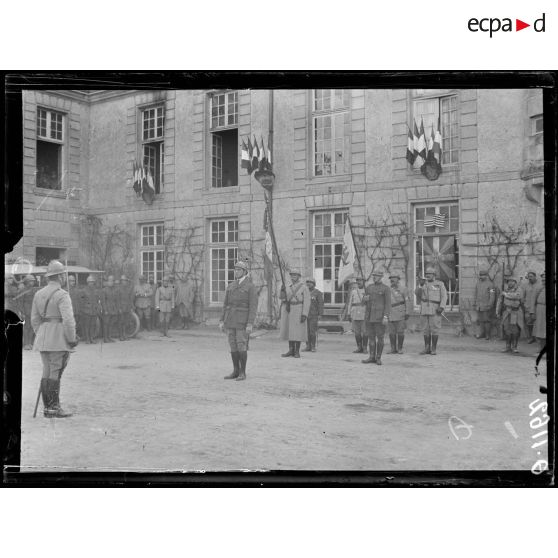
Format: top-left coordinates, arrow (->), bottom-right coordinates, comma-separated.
251,136 -> 260,170
337,219 -> 356,286
241,139 -> 251,173
141,166 -> 156,205
408,118 -> 442,170
132,161 -> 142,197
406,125 -> 416,165
424,213 -> 446,228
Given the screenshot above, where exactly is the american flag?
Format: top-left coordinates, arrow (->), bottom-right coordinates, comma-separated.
424,213 -> 446,228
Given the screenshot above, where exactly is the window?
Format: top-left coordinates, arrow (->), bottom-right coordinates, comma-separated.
209,219 -> 238,303
413,92 -> 458,165
36,247 -> 64,266
210,91 -> 238,188
312,210 -> 349,305
36,108 -> 65,190
530,114 -> 543,162
141,106 -> 165,194
312,89 -> 350,176
140,223 -> 165,283
414,203 -> 459,310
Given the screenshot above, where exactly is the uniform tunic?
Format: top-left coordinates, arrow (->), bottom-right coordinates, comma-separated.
118,284 -> 135,313
474,279 -> 496,322
155,285 -> 175,314
134,283 -> 153,309
533,286 -> 546,339
364,282 -> 391,339
307,288 -> 324,340
416,280 -> 448,334
496,286 -> 524,335
101,286 -> 120,316
80,286 -> 101,316
221,276 -> 258,352
279,282 -> 311,342
389,284 -> 412,334
348,286 -> 366,336
175,279 -> 195,318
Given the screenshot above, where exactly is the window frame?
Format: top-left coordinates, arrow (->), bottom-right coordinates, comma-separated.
311,209 -> 349,306
311,89 -> 351,178
35,107 -> 66,191
140,104 -> 165,194
209,91 -> 239,130
412,90 -> 459,166
209,218 -> 239,305
139,223 -> 165,283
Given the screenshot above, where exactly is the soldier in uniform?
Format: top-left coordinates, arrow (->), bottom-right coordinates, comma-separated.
117,275 -> 135,341
80,275 -> 101,344
388,272 -> 413,354
134,274 -> 153,331
496,275 -> 524,354
303,277 -> 324,352
15,274 -> 38,350
361,268 -> 391,366
533,272 -> 546,352
522,271 -> 539,344
155,275 -> 175,337
415,266 -> 447,355
219,261 -> 258,381
347,276 -> 368,353
473,269 -> 496,340
100,275 -> 119,342
175,276 -> 195,329
280,270 -> 311,359
31,260 -> 77,418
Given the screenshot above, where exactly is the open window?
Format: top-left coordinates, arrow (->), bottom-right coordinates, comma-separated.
36,108 -> 64,190
210,91 -> 238,188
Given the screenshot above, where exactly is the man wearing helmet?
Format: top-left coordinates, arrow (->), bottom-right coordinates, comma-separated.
361,267 -> 391,366
415,266 -> 447,355
219,260 -> 258,381
30,260 -> 77,418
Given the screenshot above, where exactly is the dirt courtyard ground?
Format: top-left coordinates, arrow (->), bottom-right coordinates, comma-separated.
18,326 -> 548,472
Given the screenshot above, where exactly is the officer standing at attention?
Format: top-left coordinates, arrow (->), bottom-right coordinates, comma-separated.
31,260 -> 78,418
155,275 -> 175,337
80,275 -> 101,344
219,261 -> 258,381
347,276 -> 367,353
415,266 -> 447,355
101,275 -> 119,342
280,270 -> 311,359
473,269 -> 496,340
496,274 -> 524,354
362,268 -> 391,366
303,277 -> 324,352
134,275 -> 153,331
388,272 -> 413,354
522,271 -> 539,344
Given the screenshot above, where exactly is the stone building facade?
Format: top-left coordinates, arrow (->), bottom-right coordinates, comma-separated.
9,88 -> 545,324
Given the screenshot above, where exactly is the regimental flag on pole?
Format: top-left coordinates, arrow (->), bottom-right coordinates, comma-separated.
413,121 -> 422,166
406,125 -> 416,165
337,219 -> 356,286
416,118 -> 427,166
433,119 -> 442,164
241,139 -> 251,173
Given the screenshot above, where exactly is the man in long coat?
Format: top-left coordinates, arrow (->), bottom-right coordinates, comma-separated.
388,272 -> 413,354
31,260 -> 77,418
347,276 -> 367,353
280,270 -> 311,359
415,266 -> 447,355
219,261 -> 258,381
473,269 -> 496,340
496,275 -> 524,354
522,271 -> 539,343
80,275 -> 101,344
362,268 -> 391,366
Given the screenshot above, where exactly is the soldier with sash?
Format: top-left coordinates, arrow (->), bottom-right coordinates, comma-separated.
280,270 -> 311,359
415,266 -> 447,355
388,272 -> 413,354
348,276 -> 367,353
219,261 -> 258,381
496,274 -> 524,354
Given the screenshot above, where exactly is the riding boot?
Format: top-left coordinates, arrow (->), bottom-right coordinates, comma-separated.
353,334 -> 363,353
501,336 -> 512,352
282,342 -> 295,357
431,335 -> 439,355
388,334 -> 397,354
293,342 -> 301,358
45,379 -> 72,418
311,334 -> 317,352
224,352 -> 240,379
362,336 -> 368,354
420,335 -> 431,354
376,338 -> 384,365
397,334 -> 405,354
236,351 -> 247,381
40,378 -> 50,413
362,338 -> 376,363
512,334 -> 519,353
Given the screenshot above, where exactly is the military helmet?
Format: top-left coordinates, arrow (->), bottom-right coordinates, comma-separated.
86,275 -> 96,283
371,268 -> 384,277
306,277 -> 316,285
23,274 -> 36,283
234,261 -> 249,272
289,269 -> 301,276
389,272 -> 401,280
425,266 -> 437,275
45,260 -> 66,277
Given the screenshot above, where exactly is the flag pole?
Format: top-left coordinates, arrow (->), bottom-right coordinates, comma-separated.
264,191 -> 286,289
348,216 -> 364,279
